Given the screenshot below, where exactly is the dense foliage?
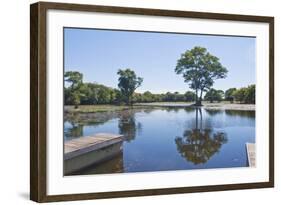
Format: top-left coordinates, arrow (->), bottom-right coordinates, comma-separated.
232,84 -> 255,104
64,69 -> 255,106
224,88 -> 237,103
64,77 -> 197,106
202,85 -> 255,104
133,91 -> 196,103
204,89 -> 224,103
175,47 -> 228,106
64,71 -> 84,108
117,69 -> 143,105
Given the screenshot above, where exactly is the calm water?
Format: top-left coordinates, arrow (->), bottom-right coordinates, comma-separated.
64,107 -> 255,175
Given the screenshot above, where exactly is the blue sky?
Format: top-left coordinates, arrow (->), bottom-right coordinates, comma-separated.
64,28 -> 256,94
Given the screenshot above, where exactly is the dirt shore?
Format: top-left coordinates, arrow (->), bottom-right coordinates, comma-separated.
202,103 -> 255,111
136,102 -> 255,111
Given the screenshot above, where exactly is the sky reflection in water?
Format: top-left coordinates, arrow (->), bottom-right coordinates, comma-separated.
64,107 -> 255,175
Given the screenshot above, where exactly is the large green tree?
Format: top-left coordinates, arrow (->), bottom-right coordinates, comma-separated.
175,47 -> 228,106
117,69 -> 143,105
64,71 -> 83,89
64,71 -> 83,108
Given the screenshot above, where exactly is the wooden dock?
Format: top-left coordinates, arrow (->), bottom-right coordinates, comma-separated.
64,133 -> 123,174
246,143 -> 256,167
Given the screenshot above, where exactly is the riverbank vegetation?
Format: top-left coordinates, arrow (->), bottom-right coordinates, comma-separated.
204,85 -> 255,104
64,70 -> 255,107
64,46 -> 255,109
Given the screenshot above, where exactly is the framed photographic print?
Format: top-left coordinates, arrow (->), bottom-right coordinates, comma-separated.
30,1 -> 274,202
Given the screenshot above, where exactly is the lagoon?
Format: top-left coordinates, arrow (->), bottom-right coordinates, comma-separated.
64,107 -> 255,175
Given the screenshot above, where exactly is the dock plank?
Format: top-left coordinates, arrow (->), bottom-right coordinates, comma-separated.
64,133 -> 124,174
246,143 -> 256,167
65,133 -> 123,160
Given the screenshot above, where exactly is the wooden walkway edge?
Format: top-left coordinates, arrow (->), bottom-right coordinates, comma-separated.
246,143 -> 256,167
64,133 -> 124,174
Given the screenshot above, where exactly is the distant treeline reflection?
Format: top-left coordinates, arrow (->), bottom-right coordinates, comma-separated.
64,108 -> 254,140
64,107 -> 255,171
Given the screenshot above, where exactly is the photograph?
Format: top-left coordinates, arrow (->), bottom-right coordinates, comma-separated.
63,28 -> 256,176
29,2 -> 274,202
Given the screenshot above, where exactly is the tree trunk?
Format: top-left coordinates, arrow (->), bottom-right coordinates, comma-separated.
199,89 -> 203,106
195,89 -> 203,106
199,108 -> 202,130
195,89 -> 198,105
129,96 -> 133,106
196,98 -> 202,106
126,95 -> 130,106
127,95 -> 133,106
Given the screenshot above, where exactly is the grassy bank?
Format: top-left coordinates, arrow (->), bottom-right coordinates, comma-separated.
65,101 -> 255,114
64,105 -> 130,113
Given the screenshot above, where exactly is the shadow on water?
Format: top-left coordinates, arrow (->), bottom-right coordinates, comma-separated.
225,109 -> 255,119
175,108 -> 228,165
204,109 -> 224,116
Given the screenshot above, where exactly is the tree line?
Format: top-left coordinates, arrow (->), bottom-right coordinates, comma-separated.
204,85 -> 255,104
64,70 -> 197,107
64,70 -> 255,107
64,46 -> 255,107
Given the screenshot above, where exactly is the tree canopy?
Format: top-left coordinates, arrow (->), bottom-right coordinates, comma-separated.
117,69 -> 143,105
64,71 -> 83,89
64,72 -> 197,106
204,88 -> 224,103
175,47 -> 228,106
225,88 -> 237,103
64,71 -> 84,108
233,84 -> 255,104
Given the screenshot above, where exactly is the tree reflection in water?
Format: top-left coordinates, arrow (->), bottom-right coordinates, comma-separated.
118,109 -> 142,142
175,108 -> 228,165
64,122 -> 83,139
64,111 -> 119,139
205,109 -> 223,116
225,109 -> 255,119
